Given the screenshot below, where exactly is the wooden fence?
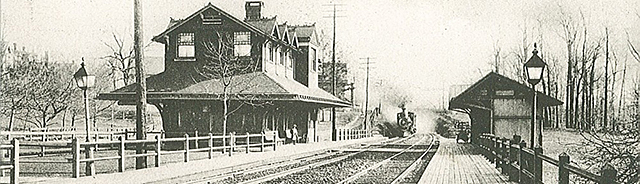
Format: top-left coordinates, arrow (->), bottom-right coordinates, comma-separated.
477,134 -> 619,184
335,129 -> 370,141
1,131 -> 278,181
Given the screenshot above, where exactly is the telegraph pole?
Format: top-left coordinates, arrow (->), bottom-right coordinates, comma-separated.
133,0 -> 147,169
360,57 -> 375,132
323,2 -> 345,141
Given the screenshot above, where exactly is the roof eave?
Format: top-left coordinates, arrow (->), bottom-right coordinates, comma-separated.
98,92 -> 350,107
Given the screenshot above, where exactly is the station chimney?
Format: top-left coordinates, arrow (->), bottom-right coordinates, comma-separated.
245,1 -> 263,21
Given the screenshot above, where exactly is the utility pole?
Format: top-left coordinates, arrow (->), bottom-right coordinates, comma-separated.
133,0 -> 147,169
360,57 -> 375,132
323,2 -> 345,141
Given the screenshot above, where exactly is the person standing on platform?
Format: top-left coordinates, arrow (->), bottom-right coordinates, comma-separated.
292,124 -> 299,145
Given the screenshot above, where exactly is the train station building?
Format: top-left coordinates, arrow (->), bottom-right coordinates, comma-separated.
448,72 -> 562,144
98,1 -> 349,142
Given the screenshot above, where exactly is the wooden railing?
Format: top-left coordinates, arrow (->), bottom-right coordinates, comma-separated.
335,129 -> 370,141
1,130 -> 165,142
477,134 -> 619,184
1,131 -> 278,180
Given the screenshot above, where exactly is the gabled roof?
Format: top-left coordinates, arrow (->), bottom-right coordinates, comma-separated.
98,72 -> 350,107
151,3 -> 297,50
287,28 -> 299,47
245,16 -> 277,36
278,23 -> 289,44
292,24 -> 318,44
449,72 -> 562,111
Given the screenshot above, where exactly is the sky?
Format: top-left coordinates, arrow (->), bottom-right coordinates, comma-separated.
2,0 -> 640,112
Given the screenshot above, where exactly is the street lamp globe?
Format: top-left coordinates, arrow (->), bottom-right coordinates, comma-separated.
524,44 -> 546,85
74,62 -> 95,90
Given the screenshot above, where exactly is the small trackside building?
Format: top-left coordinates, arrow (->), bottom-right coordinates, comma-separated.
98,1 -> 349,142
448,72 -> 562,144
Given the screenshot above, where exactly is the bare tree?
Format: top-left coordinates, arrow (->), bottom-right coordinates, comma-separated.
3,54 -> 78,128
198,32 -> 266,147
103,32 -> 135,86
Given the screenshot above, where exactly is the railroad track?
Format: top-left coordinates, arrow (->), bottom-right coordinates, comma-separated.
174,136 -> 413,184
340,133 -> 438,184
255,133 -> 437,184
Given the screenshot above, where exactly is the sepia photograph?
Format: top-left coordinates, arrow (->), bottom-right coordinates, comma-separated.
0,0 -> 638,183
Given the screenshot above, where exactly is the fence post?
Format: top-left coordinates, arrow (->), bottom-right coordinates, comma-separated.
10,139 -> 19,184
221,133 -> 226,154
208,133 -> 213,159
72,138 -> 80,178
184,134 -> 189,162
86,145 -> 95,176
194,131 -> 199,149
601,163 -> 617,184
350,129 -> 353,140
40,134 -> 45,157
501,137 -> 508,173
509,135 -> 521,181
558,152 -> 569,184
260,132 -> 265,152
109,133 -> 114,149
229,133 -> 234,157
94,134 -> 99,150
495,137 -> 501,168
155,135 -> 160,167
246,132 -> 250,154
273,131 -> 277,151
518,141 -> 526,183
118,136 -> 125,172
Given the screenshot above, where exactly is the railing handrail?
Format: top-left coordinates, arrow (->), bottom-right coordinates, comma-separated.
477,133 -> 619,184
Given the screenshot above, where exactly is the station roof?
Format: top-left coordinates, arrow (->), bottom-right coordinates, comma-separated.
449,72 -> 562,111
97,72 -> 350,107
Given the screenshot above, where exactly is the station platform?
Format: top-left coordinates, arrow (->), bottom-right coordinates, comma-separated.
419,137 -> 515,184
3,136 -> 387,184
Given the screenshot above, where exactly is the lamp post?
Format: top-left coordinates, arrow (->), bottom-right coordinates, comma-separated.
74,62 -> 95,142
524,43 -> 546,149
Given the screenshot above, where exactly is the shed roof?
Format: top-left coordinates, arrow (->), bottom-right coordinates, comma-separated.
449,72 -> 562,111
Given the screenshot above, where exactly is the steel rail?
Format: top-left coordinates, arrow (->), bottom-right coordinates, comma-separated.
390,133 -> 438,184
172,136 -> 409,184
239,135 -> 416,184
337,134 -> 433,184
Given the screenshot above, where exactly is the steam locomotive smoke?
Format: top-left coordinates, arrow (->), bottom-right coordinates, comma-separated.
373,81 -> 436,133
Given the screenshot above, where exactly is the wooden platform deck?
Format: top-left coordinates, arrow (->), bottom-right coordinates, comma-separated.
419,137 -> 515,184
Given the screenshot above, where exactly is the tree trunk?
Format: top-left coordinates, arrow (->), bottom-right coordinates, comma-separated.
604,28 -> 609,131
566,49 -> 574,128
617,61 -> 627,132
8,107 -> 14,131
223,94 -> 228,151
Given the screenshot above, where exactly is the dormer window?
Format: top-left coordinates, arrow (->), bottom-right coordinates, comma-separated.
233,32 -> 251,57
177,33 -> 195,59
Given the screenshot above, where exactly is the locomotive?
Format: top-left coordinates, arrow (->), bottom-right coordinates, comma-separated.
376,106 -> 417,138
